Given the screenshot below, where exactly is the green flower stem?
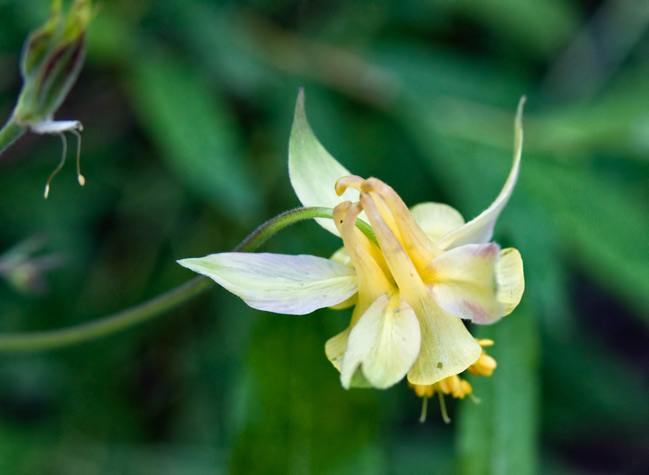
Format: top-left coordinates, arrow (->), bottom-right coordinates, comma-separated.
0,276 -> 213,352
0,118 -> 26,156
0,206 -> 373,352
234,206 -> 377,251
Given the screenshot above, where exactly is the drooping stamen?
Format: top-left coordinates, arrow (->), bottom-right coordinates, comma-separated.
44,133 -> 69,198
419,396 -> 429,423
38,121 -> 84,198
438,391 -> 451,424
72,126 -> 85,186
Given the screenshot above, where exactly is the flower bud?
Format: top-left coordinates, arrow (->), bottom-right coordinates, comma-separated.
13,0 -> 92,127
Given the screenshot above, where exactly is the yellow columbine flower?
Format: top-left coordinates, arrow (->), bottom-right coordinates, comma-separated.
325,174 -> 508,388
179,90 -> 525,391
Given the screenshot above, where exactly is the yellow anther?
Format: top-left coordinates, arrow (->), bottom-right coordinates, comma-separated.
467,353 -> 497,377
409,382 -> 434,399
477,338 -> 495,347
467,340 -> 497,376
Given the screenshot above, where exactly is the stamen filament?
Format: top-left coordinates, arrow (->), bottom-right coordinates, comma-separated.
72,128 -> 85,186
438,391 -> 451,424
419,396 -> 429,423
44,133 -> 69,198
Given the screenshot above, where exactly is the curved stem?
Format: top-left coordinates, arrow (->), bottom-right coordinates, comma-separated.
0,276 -> 213,351
235,206 -> 377,251
0,118 -> 26,156
0,206 -> 372,352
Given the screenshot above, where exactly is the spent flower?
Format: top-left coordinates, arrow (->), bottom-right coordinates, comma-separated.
13,0 -> 91,127
4,0 -> 92,197
179,90 -> 525,393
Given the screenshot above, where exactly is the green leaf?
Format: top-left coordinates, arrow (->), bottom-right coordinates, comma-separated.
229,312 -> 383,474
128,54 -> 260,222
522,158 -> 649,323
456,303 -> 540,475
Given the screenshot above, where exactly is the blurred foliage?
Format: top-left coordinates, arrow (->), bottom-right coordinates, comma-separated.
1,0 -> 648,473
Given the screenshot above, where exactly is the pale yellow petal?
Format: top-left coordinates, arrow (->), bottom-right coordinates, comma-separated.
325,327 -> 350,371
359,191 -> 431,304
330,246 -> 352,267
427,243 -> 504,324
340,294 -> 421,389
328,246 -> 357,309
437,97 -> 525,249
496,247 -> 525,315
406,298 -> 482,385
410,202 -> 465,244
360,192 -> 481,384
333,201 -> 393,314
324,317 -> 372,388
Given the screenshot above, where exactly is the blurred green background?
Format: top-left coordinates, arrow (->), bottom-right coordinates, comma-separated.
1,0 -> 648,473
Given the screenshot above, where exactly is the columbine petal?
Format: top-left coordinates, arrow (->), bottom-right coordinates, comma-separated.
359,188 -> 481,384
407,298 -> 482,385
334,200 -> 394,315
178,253 -> 357,315
325,327 -> 350,371
340,294 -> 421,389
437,97 -> 525,249
410,202 -> 465,244
496,247 -> 525,315
427,243 -> 504,324
289,89 -> 357,235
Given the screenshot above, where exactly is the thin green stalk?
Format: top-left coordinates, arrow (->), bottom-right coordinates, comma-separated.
235,206 -> 377,251
0,206 -> 372,352
0,276 -> 213,351
0,118 -> 26,156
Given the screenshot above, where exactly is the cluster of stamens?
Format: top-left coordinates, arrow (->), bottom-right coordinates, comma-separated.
409,339 -> 497,423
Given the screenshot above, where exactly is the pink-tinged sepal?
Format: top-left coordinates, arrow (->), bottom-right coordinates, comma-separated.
427,243 -> 504,324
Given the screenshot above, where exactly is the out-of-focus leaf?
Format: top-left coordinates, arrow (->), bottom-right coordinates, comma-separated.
372,43 -> 527,106
433,0 -> 578,57
522,158 -> 649,323
456,303 -> 540,475
543,334 -> 649,435
229,311 -> 383,474
529,78 -> 649,159
169,4 -> 279,96
127,54 -> 260,222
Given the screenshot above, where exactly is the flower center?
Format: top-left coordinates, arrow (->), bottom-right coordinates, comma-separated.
334,175 -> 441,304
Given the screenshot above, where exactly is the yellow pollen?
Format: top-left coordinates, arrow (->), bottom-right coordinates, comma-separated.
477,338 -> 495,347
409,382 -> 434,399
409,339 -> 498,421
467,341 -> 497,376
467,353 -> 497,376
